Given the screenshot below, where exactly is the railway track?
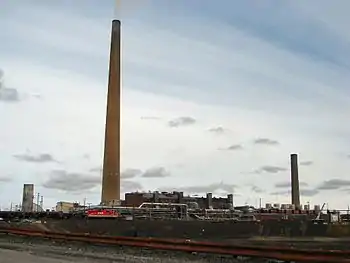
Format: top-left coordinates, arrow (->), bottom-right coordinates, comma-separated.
0,227 -> 349,262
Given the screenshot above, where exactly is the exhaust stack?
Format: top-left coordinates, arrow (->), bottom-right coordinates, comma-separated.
101,20 -> 121,206
290,153 -> 300,208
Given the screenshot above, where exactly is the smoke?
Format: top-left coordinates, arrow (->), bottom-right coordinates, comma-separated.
114,0 -> 148,18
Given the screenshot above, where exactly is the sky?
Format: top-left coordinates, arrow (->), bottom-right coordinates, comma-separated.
1,0 -> 350,210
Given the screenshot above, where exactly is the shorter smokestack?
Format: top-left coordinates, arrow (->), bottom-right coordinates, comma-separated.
227,194 -> 234,209
22,184 -> 34,212
290,153 -> 300,208
206,193 -> 213,209
176,191 -> 183,203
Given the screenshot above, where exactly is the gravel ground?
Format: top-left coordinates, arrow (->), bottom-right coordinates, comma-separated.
0,234 -> 282,263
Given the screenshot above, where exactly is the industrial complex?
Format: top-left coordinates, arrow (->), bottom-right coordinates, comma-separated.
2,20 -> 350,242
6,19 -> 329,216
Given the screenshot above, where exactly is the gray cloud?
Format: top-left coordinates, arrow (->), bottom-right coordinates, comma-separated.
122,181 -> 143,193
141,167 -> 170,178
208,126 -> 227,134
253,138 -> 279,145
0,176 -> 12,183
300,189 -> 319,197
141,116 -> 161,120
43,170 -> 100,192
89,167 -> 142,179
13,153 -> 57,163
122,168 -> 143,179
270,188 -> 318,197
160,182 -> 236,195
89,166 -> 101,172
270,190 -> 289,196
219,144 -> 243,151
300,161 -> 313,166
251,185 -> 264,193
168,116 -> 196,127
43,168 -> 144,193
0,69 -> 20,102
257,165 -> 287,174
316,179 -> 350,190
275,181 -> 309,188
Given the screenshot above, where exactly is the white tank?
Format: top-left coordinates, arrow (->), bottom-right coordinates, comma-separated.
273,203 -> 280,209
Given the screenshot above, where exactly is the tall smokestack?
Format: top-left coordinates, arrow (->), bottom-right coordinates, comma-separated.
290,153 -> 300,208
101,19 -> 121,206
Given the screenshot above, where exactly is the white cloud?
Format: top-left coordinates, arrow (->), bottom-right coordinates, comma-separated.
1,1 -> 350,209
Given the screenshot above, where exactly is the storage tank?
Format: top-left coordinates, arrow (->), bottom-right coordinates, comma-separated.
304,204 -> 310,210
265,203 -> 272,209
314,205 -> 321,211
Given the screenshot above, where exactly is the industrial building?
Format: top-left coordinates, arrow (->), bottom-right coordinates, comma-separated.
55,202 -> 86,213
124,191 -> 234,209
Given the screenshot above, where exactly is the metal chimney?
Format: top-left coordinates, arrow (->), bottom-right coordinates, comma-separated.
101,20 -> 121,206
290,153 -> 300,208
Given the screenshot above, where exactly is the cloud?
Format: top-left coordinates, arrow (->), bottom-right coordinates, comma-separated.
275,181 -> 309,188
141,167 -> 170,178
89,166 -> 101,172
160,182 -> 236,195
168,116 -> 196,127
89,167 -> 142,179
208,126 -> 227,134
316,179 -> 350,190
13,153 -> 57,163
300,189 -> 319,197
219,144 -> 243,151
257,165 -> 287,174
141,116 -> 161,120
42,170 -> 100,192
122,181 -> 143,193
43,169 -> 143,193
0,69 -> 20,102
300,161 -> 313,166
0,176 -> 12,183
251,185 -> 264,193
270,188 -> 318,197
253,138 -> 279,145
122,168 -> 143,179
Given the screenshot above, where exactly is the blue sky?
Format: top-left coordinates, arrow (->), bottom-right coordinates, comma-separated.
1,0 -> 350,210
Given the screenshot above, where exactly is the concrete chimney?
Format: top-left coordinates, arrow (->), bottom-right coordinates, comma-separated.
101,20 -> 121,206
227,194 -> 234,209
290,153 -> 300,208
22,184 -> 34,212
206,193 -> 213,209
